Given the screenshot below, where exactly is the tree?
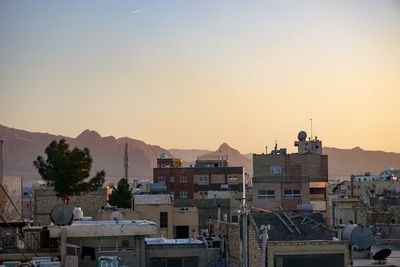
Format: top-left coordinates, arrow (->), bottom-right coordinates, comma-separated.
33,139 -> 105,204
108,178 -> 132,209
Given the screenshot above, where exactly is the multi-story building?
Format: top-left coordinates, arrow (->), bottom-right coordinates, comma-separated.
153,154 -> 244,228
153,154 -> 243,201
252,131 -> 328,212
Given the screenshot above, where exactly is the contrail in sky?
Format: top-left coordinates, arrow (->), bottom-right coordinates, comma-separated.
132,8 -> 146,15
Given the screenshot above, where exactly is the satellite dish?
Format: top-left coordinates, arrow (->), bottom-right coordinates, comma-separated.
110,211 -> 124,221
373,248 -> 391,263
298,131 -> 307,141
50,204 -> 74,226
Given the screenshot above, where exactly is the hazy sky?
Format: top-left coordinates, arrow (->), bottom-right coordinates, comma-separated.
1,0 -> 399,153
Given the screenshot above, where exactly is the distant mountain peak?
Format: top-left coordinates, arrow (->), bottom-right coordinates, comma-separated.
352,146 -> 364,151
76,129 -> 101,140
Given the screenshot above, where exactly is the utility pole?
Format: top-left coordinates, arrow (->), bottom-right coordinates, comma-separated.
241,167 -> 248,267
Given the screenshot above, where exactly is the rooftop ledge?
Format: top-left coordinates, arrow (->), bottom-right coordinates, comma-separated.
49,220 -> 157,238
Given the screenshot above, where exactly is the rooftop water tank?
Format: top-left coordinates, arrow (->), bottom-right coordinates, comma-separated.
342,224 -> 374,250
150,183 -> 167,193
73,207 -> 83,220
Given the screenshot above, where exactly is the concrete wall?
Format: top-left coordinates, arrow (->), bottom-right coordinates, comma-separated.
33,187 -> 107,225
267,240 -> 348,267
2,176 -> 22,221
145,244 -> 221,267
213,220 -> 241,267
98,206 -> 199,239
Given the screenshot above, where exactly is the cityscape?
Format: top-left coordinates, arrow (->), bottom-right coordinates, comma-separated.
1,1 -> 400,267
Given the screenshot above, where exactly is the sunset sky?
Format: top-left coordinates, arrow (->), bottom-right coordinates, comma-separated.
1,1 -> 399,153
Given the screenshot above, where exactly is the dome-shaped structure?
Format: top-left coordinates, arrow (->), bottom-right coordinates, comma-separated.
298,131 -> 307,141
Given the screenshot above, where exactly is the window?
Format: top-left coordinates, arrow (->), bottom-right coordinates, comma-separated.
258,189 -> 275,199
199,191 -> 208,198
228,175 -> 239,182
198,176 -> 208,184
284,189 -> 301,198
160,212 -> 168,228
180,191 -> 188,199
158,176 -> 166,183
271,166 -> 281,174
170,176 -> 174,182
180,176 -> 188,183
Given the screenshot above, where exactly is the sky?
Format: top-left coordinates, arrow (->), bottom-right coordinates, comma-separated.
0,0 -> 399,154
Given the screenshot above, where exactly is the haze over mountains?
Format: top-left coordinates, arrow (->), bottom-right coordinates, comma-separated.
1,124 -> 400,183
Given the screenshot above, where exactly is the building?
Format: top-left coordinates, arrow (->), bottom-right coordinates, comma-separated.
252,131 -> 328,212
215,211 -> 348,267
34,187 -> 108,225
145,238 -> 222,267
98,194 -> 198,239
48,220 -> 156,267
1,176 -> 23,221
153,154 -> 244,228
153,154 -> 243,201
153,155 -> 194,200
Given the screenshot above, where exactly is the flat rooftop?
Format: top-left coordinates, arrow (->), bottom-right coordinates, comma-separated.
49,220 -> 157,238
145,238 -> 203,245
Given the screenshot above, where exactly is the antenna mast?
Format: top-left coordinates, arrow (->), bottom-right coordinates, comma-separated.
124,142 -> 129,182
310,118 -> 313,140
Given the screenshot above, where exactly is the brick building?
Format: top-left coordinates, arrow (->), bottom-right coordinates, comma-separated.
252,131 -> 328,212
153,154 -> 243,201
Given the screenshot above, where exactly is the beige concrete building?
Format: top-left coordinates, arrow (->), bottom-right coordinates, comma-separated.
145,238 -> 221,267
332,198 -> 366,226
49,220 -> 156,267
98,194 -> 198,239
252,132 -> 328,212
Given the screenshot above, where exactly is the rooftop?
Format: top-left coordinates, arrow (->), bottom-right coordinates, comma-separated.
134,194 -> 172,205
251,211 -> 335,241
145,238 -> 203,245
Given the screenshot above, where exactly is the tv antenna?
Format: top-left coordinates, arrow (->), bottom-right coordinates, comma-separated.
310,118 -> 313,140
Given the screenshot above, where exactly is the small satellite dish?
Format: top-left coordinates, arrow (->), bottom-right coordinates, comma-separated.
373,248 -> 391,263
110,211 -> 124,221
50,204 -> 74,226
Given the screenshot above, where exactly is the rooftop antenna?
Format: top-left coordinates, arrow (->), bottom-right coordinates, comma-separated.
310,118 -> 313,140
124,142 -> 129,182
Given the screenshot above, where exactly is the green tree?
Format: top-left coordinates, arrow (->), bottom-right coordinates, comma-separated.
108,178 -> 132,209
33,139 -> 105,204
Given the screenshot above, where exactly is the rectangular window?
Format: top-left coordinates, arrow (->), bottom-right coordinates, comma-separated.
180,176 -> 188,183
180,191 -> 188,199
198,176 -> 208,184
258,190 -> 267,199
284,189 -> 301,198
158,176 -> 166,183
170,176 -> 174,182
160,212 -> 168,228
271,166 -> 282,174
228,175 -> 239,182
258,189 -> 275,199
199,191 -> 208,198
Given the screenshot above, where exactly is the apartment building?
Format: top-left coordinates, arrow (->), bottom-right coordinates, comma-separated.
252,131 -> 328,212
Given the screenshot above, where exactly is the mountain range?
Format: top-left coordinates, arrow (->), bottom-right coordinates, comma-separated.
1,124 -> 400,184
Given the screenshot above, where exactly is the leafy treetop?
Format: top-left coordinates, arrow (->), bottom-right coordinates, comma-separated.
34,139 -> 105,204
